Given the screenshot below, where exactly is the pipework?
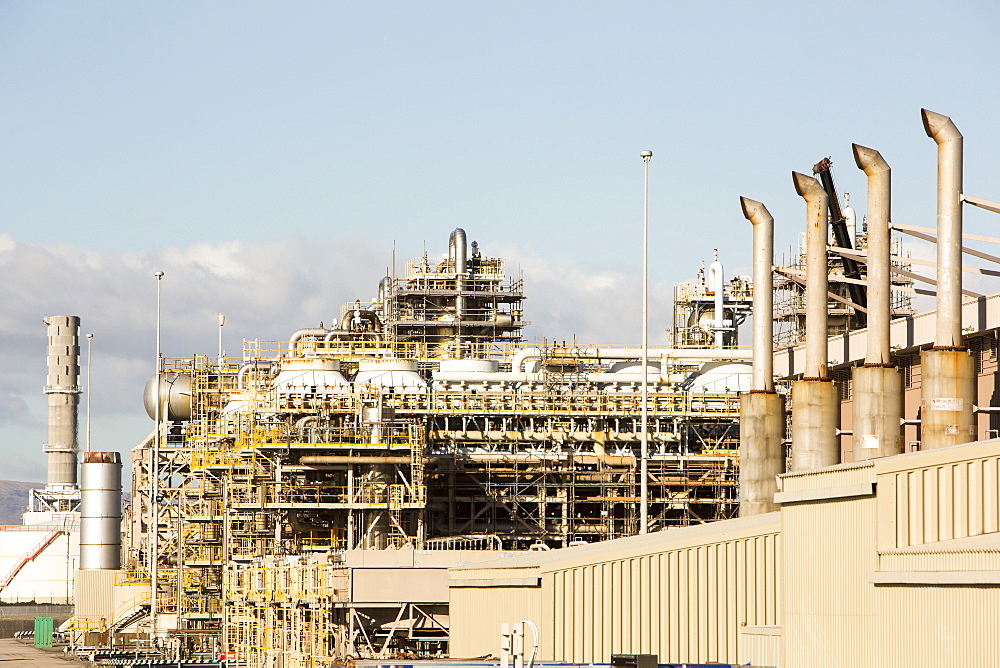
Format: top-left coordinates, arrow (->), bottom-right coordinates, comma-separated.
792,172 -> 831,380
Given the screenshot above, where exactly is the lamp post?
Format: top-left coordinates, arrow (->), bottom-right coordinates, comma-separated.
85,334 -> 93,453
640,149 -> 652,534
151,270 -> 163,639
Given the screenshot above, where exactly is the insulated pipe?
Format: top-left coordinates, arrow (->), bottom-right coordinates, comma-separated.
922,109 -> 964,347
43,316 -> 81,489
288,328 -> 330,356
511,347 -> 752,372
852,144 -> 903,460
449,228 -> 468,275
237,362 -> 274,389
450,229 -> 468,356
299,455 -> 412,465
793,172 -> 830,380
740,197 -> 775,392
707,252 -> 725,347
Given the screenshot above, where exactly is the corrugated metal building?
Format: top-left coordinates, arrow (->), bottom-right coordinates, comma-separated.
450,439 -> 1000,666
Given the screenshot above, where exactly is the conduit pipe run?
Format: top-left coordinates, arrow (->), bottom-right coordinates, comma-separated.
851,144 -> 903,460
921,109 -> 976,449
791,173 -> 840,470
738,197 -> 784,515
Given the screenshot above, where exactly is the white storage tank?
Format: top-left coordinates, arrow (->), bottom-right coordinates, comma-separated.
354,359 -> 427,390
272,358 -> 350,392
80,451 -> 122,570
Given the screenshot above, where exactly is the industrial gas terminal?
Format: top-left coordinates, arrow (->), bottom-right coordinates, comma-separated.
2,108 -> 999,667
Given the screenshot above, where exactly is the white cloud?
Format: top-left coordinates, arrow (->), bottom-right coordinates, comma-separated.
0,234 -> 661,482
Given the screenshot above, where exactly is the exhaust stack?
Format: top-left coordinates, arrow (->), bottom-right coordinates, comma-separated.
790,173 -> 840,470
851,145 -> 903,460
739,197 -> 785,515
43,316 -> 81,490
920,110 -> 976,449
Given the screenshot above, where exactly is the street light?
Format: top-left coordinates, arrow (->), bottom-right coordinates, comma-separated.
85,334 -> 93,453
151,270 -> 163,639
640,149 -> 652,535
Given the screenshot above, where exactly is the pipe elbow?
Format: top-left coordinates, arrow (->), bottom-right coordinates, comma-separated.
921,108 -> 962,144
740,197 -> 773,227
792,171 -> 827,205
449,228 -> 468,275
852,143 -> 890,176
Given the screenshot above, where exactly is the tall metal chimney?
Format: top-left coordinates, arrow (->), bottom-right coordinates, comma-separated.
739,197 -> 785,515
851,144 -> 903,460
920,109 -> 976,449
790,173 -> 840,470
43,316 -> 81,490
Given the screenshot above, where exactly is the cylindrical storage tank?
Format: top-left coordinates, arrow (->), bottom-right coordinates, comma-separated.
43,316 -> 81,488
791,379 -> 840,471
272,358 -> 350,392
354,359 -> 427,390
80,451 -> 122,570
143,372 -> 193,421
920,348 -> 976,449
438,359 -> 499,373
852,366 -> 904,460
739,391 -> 785,516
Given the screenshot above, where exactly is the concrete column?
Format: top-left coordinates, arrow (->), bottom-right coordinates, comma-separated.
43,316 -> 81,488
739,392 -> 785,515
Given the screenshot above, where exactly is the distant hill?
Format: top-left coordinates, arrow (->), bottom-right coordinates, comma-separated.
0,480 -> 43,525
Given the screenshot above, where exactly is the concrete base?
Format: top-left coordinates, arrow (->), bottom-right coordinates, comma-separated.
852,366 -> 904,461
791,379 -> 840,471
921,348 -> 976,449
739,392 -> 786,516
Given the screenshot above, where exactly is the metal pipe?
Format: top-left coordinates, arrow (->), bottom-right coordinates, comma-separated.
42,316 -> 81,489
449,228 -> 468,275
640,149 -> 652,534
299,455 -> 412,465
740,197 -> 774,392
511,346 -> 751,372
851,144 -> 903,460
707,252 -> 725,347
922,108 -> 964,347
237,361 -> 274,389
853,144 -> 892,364
151,270 -> 163,639
793,171 -> 830,379
738,196 -> 784,513
791,173 -> 839,469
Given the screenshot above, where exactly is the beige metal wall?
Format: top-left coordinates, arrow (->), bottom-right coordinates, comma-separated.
448,584 -> 542,659
778,463 -> 878,668
449,514 -> 781,664
876,440 -> 1000,548
544,532 -> 780,664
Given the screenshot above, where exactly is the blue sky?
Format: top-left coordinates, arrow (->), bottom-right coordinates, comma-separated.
1,2 -> 999,482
